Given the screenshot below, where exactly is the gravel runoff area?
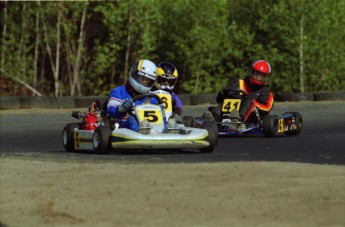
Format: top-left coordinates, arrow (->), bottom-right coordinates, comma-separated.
1,158 -> 345,227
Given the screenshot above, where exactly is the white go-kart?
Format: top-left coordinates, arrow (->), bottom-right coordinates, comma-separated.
62,91 -> 218,154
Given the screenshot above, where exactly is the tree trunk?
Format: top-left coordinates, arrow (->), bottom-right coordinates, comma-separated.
193,54 -> 203,94
111,64 -> 116,87
124,1 -> 132,84
33,9 -> 40,96
38,1 -> 59,96
299,0 -> 305,93
55,6 -> 61,97
1,0 -> 8,78
15,77 -> 42,96
14,3 -> 26,95
69,6 -> 87,97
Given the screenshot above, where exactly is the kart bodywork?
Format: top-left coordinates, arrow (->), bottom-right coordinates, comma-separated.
200,89 -> 303,137
62,93 -> 218,154
210,110 -> 303,137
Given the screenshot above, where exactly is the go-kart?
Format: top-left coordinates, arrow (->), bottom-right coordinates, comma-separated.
198,88 -> 303,137
62,93 -> 218,154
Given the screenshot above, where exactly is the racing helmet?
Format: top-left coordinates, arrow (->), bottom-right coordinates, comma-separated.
248,60 -> 271,85
155,62 -> 178,90
128,59 -> 157,94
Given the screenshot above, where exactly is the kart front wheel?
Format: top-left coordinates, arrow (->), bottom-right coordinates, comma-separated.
93,126 -> 112,154
199,121 -> 218,153
62,123 -> 81,152
263,115 -> 277,137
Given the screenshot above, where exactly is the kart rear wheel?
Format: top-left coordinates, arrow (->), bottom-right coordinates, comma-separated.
93,126 -> 112,154
199,121 -> 218,153
62,123 -> 81,152
263,115 -> 277,137
285,112 -> 303,136
182,116 -> 194,127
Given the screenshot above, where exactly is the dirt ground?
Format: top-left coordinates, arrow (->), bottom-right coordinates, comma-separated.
1,157 -> 344,227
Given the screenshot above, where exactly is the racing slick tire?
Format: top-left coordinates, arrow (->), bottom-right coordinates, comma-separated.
263,115 -> 277,137
182,116 -> 194,127
199,121 -> 218,153
204,119 -> 219,144
93,126 -> 112,154
284,112 -> 303,136
62,123 -> 81,152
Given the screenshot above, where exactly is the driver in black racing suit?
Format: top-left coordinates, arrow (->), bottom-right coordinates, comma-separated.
207,60 -> 274,123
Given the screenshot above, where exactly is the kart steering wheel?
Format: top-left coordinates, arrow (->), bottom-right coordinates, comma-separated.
132,93 -> 163,104
225,88 -> 248,98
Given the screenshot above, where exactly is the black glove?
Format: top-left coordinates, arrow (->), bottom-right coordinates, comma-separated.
172,98 -> 182,116
118,98 -> 133,113
239,98 -> 254,119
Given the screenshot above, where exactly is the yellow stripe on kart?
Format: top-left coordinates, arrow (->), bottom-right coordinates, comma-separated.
111,140 -> 208,145
112,133 -> 207,141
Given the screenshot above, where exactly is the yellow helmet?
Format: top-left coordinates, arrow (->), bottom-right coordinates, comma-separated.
155,62 -> 178,91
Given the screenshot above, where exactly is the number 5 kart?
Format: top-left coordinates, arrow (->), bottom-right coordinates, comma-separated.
62,93 -> 218,154
196,88 -> 302,137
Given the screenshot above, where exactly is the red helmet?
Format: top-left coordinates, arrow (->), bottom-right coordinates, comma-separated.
248,60 -> 271,85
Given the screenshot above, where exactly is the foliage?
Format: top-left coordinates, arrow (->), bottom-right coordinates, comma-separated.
0,0 -> 344,97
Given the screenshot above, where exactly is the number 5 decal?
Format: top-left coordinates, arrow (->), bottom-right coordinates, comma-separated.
144,111 -> 159,122
138,110 -> 163,124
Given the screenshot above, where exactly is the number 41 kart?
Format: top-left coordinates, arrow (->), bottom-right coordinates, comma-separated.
197,88 -> 303,137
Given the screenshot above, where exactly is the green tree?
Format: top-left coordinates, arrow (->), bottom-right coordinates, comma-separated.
303,0 -> 345,92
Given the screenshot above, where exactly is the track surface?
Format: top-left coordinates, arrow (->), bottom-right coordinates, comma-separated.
1,101 -> 344,165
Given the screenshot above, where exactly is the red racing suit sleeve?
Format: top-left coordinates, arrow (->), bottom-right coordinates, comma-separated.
239,79 -> 274,121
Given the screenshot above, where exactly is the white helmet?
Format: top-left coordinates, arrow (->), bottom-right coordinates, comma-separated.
128,59 -> 157,94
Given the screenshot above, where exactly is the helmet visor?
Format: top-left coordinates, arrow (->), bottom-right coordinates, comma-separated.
157,76 -> 177,87
133,71 -> 156,88
251,70 -> 268,82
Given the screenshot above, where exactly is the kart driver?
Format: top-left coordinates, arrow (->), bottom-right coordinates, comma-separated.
152,62 -> 183,116
107,59 -> 160,132
208,59 -> 274,123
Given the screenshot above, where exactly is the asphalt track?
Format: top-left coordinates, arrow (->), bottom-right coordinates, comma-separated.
0,101 -> 344,165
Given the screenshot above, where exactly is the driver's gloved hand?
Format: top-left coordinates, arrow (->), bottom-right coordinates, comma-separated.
239,98 -> 254,120
171,98 -> 181,116
172,98 -> 177,110
118,98 -> 133,113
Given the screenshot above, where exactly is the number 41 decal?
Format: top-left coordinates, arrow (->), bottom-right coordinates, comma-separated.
222,99 -> 241,112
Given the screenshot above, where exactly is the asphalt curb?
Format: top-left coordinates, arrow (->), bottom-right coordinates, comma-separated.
1,91 -> 344,110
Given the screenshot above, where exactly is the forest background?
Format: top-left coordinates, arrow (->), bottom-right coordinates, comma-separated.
1,0 -> 344,97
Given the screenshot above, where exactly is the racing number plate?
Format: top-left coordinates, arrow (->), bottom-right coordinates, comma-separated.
75,132 -> 80,149
137,110 -> 163,124
156,93 -> 172,112
222,99 -> 241,113
278,119 -> 285,133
